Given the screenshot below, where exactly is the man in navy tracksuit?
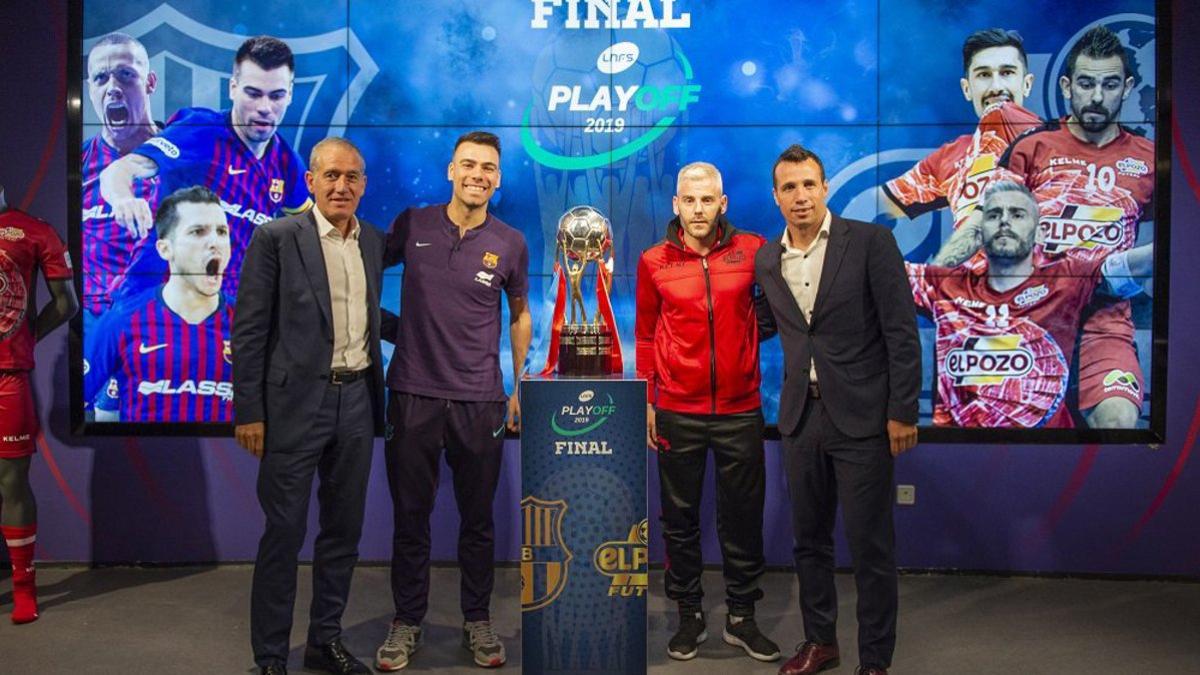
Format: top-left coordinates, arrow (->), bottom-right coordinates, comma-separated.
635,161 -> 780,663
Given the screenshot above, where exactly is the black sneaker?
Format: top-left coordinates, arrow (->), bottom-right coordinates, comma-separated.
722,615 -> 781,662
303,638 -> 370,673
667,611 -> 707,660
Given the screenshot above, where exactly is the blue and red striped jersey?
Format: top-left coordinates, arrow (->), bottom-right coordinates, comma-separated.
81,133 -> 159,315
114,107 -> 310,303
84,286 -> 234,422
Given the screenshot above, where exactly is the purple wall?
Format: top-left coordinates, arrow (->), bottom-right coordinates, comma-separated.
2,1 -> 1197,576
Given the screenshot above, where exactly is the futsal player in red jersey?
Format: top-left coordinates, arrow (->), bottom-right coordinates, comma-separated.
881,28 -> 1041,242
0,185 -> 78,623
910,181 -> 1150,428
989,26 -> 1154,428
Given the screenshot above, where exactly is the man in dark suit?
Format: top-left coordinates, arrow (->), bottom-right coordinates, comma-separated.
755,145 -> 921,675
234,137 -> 386,675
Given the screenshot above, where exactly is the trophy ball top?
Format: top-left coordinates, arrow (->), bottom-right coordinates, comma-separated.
557,205 -> 613,262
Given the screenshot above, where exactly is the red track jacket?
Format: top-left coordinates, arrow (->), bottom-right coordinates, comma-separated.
635,216 -> 769,414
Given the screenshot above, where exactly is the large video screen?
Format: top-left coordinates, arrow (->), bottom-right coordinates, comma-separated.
71,0 -> 1167,441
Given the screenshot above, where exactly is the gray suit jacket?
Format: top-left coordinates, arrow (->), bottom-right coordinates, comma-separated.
755,214 -> 921,438
232,210 -> 388,451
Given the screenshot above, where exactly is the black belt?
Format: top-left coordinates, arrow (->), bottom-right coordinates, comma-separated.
808,381 -> 821,399
328,369 -> 368,385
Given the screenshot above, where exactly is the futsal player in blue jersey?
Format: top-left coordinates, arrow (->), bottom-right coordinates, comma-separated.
81,32 -> 162,414
84,186 -> 234,422
99,35 -> 311,302
81,32 -> 160,317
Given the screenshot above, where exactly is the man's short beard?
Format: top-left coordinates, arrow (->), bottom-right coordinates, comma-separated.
985,236 -> 1033,262
685,219 -> 717,238
1074,104 -> 1116,133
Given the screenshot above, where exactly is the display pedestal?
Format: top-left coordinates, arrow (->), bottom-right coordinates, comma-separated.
520,378 -> 647,674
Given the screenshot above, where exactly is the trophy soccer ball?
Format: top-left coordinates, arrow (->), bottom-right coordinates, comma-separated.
557,205 -> 612,262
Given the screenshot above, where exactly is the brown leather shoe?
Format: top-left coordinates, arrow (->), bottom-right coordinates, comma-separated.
778,641 -> 840,675
856,668 -> 888,675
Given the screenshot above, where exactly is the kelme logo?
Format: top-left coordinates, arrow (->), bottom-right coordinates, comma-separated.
551,390 -> 616,436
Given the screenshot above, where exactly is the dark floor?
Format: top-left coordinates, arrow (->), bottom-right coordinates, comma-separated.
0,566 -> 1197,673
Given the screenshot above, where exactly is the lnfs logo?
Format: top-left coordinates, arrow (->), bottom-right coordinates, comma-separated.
520,496 -> 572,611
523,31 -> 700,170
593,519 -> 648,598
83,4 -> 379,150
551,389 -> 616,436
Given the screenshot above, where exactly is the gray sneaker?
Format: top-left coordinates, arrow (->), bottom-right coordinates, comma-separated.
463,619 -> 507,668
375,621 -> 421,671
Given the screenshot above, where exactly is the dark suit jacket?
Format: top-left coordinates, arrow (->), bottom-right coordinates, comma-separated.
232,210 -> 388,451
755,214 -> 921,438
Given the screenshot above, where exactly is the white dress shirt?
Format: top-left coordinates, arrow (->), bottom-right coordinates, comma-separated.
780,209 -> 832,382
313,207 -> 371,371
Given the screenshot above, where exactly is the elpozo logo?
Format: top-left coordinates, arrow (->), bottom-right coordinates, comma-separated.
1040,206 -> 1125,253
520,495 -> 572,611
1116,156 -> 1150,177
944,335 -> 1035,386
551,389 -> 616,436
1013,284 -> 1049,308
593,519 -> 648,598
523,18 -> 700,171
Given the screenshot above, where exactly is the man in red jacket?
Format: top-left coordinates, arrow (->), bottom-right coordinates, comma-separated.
635,162 -> 779,663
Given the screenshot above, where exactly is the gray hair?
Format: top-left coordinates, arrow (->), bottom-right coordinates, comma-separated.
309,137 -> 365,173
982,179 -> 1037,211
676,161 -> 723,193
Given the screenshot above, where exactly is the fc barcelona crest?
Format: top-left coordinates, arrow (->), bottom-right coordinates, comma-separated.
269,178 -> 285,204
520,495 -> 572,611
482,251 -> 500,269
223,340 -> 233,365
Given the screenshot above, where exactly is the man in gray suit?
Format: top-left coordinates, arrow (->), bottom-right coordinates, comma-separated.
755,145 -> 921,675
233,137 -> 387,675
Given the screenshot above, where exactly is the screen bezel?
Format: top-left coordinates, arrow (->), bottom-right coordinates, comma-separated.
66,0 -> 1171,443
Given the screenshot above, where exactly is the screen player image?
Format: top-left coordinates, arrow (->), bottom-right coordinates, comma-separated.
98,35 -> 311,303
83,186 -> 234,422
881,28 -> 1041,238
909,180 -> 1152,428
81,31 -> 160,317
994,25 -> 1155,429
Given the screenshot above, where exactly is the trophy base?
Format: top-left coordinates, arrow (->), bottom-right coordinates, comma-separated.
557,323 -> 614,377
